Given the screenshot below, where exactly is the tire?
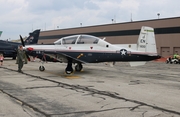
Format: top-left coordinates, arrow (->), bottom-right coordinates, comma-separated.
75,64 -> 83,71
39,66 -> 45,71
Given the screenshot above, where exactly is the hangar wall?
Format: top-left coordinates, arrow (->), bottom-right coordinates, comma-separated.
38,17 -> 180,57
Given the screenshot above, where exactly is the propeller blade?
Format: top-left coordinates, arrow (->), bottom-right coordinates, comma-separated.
20,35 -> 25,47
25,52 -> 30,61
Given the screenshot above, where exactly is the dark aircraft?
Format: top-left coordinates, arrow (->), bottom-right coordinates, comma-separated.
0,29 -> 40,59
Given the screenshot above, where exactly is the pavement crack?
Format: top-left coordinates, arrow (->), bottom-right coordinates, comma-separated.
142,111 -> 147,117
25,86 -> 59,89
130,104 -> 143,111
22,107 -> 33,117
0,89 -> 50,117
101,103 -> 110,109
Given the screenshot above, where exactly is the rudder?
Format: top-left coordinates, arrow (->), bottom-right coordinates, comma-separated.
137,26 -> 157,54
24,29 -> 40,45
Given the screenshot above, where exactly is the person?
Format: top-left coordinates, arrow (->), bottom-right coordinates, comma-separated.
173,52 -> 179,59
17,45 -> 25,72
0,54 -> 4,66
16,49 -> 28,64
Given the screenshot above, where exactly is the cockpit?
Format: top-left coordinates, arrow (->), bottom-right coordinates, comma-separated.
54,35 -> 100,45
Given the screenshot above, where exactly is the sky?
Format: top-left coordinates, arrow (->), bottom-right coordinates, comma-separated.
0,0 -> 180,40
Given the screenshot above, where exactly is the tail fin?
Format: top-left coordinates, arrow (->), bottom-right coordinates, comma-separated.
137,26 -> 157,54
129,26 -> 157,67
24,29 -> 40,45
0,31 -> 2,37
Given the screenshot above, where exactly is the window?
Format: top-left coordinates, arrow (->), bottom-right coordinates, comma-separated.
62,36 -> 78,44
77,35 -> 99,44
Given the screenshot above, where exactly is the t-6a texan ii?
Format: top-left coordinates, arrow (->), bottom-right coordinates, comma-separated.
22,26 -> 161,74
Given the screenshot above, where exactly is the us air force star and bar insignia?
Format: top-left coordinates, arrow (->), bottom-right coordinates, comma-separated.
120,49 -> 127,55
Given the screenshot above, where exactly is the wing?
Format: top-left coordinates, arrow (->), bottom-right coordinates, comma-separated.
43,51 -> 87,64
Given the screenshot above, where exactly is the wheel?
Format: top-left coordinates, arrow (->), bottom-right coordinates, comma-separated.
65,68 -> 73,74
39,66 -> 45,71
75,64 -> 83,71
174,61 -> 178,64
65,58 -> 73,74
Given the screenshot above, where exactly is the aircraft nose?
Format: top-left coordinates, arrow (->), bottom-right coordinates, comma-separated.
27,47 -> 34,51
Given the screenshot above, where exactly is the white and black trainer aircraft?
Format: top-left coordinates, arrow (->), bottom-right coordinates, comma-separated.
22,26 -> 161,74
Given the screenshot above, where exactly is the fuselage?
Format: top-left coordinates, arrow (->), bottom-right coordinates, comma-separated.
24,35 -> 160,63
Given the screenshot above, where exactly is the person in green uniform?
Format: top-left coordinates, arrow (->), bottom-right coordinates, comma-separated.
174,52 -> 178,59
17,45 -> 24,72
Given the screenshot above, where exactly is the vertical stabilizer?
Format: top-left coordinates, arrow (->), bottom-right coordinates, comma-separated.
129,26 -> 157,66
0,31 -> 2,37
24,29 -> 40,45
137,26 -> 157,53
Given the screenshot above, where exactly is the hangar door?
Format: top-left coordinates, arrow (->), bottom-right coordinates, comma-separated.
161,47 -> 170,57
173,47 -> 180,55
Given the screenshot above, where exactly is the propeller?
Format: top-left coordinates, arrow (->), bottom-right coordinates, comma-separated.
20,35 -> 25,47
19,35 -> 30,61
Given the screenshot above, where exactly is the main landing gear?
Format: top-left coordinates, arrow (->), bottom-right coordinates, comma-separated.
65,59 -> 83,74
65,59 -> 73,74
38,58 -> 83,74
75,63 -> 83,72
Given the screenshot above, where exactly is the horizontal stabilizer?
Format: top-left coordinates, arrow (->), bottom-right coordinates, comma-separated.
129,62 -> 146,66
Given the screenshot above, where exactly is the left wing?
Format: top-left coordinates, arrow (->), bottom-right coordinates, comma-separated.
43,51 -> 87,64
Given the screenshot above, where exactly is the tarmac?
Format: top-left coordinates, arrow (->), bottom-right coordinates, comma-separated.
0,58 -> 180,117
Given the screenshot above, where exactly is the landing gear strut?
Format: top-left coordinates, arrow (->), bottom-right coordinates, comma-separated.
65,58 -> 73,74
75,63 -> 83,72
39,57 -> 45,71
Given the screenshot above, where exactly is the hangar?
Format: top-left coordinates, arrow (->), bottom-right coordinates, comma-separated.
38,17 -> 180,57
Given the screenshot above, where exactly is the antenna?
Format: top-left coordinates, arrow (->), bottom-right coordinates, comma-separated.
157,13 -> 160,19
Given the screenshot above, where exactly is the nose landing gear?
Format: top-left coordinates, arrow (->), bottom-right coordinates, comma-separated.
39,66 -> 45,71
39,59 -> 45,71
65,62 -> 74,74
